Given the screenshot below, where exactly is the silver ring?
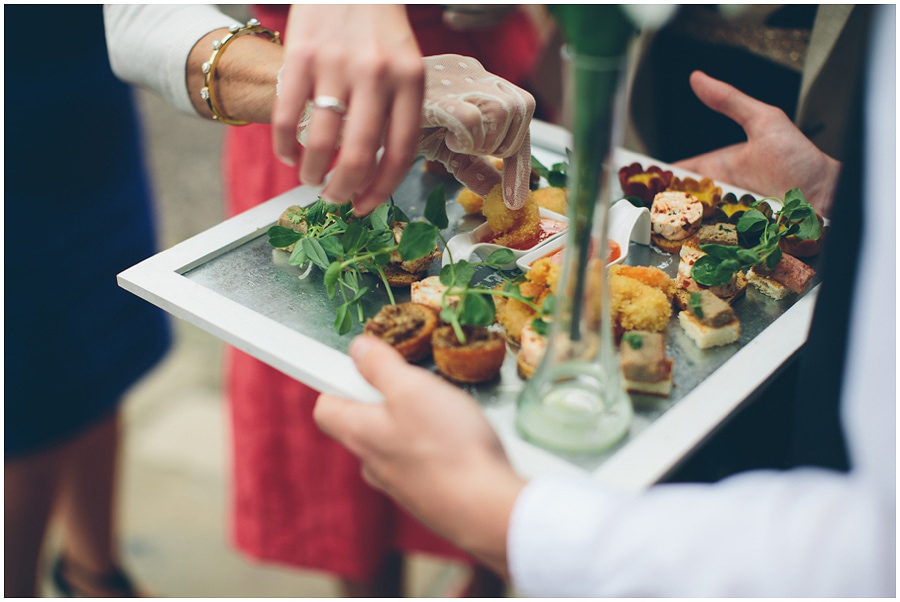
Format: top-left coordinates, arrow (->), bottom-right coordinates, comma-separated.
312,95 -> 348,115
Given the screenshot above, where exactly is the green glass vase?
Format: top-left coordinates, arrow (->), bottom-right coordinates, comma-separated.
516,48 -> 633,454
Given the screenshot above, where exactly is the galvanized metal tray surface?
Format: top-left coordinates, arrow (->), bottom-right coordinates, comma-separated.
118,120 -> 819,490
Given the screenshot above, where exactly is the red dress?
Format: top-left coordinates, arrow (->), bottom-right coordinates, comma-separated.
224,5 -> 540,581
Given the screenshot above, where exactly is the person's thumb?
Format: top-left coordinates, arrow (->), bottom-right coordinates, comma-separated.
688,70 -> 771,137
348,335 -> 420,397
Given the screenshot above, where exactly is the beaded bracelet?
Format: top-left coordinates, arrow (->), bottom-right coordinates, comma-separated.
200,18 -> 281,126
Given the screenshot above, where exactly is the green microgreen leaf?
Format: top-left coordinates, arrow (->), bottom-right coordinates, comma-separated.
366,203 -> 391,232
318,236 -> 343,261
398,221 -> 438,262
366,229 -> 396,253
288,242 -> 308,266
691,188 -> 818,287
542,294 -> 556,315
547,163 -> 568,188
390,205 -> 411,225
794,212 -> 822,240
622,332 -> 643,350
764,246 -> 783,270
342,222 -> 367,254
440,305 -> 457,324
531,155 -> 568,188
334,304 -> 352,335
447,260 -> 477,289
439,263 -> 455,287
424,184 -> 449,230
485,248 -> 516,267
302,238 -> 331,271
688,292 -> 704,319
306,200 -> 327,226
267,226 -> 304,249
691,255 -> 736,287
324,261 -> 342,298
531,155 -> 550,180
349,286 -> 370,305
736,209 -> 769,233
531,318 -> 549,336
457,293 -> 495,328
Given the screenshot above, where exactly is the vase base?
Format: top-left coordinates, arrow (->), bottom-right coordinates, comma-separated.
516,364 -> 633,454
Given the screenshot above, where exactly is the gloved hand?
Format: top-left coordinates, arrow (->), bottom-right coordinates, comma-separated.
417,54 -> 535,209
295,53 -> 536,210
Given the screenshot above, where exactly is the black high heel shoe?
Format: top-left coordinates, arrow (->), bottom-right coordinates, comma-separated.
51,556 -> 141,598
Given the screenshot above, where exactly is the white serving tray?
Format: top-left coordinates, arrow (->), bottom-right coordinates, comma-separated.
119,120 -> 819,491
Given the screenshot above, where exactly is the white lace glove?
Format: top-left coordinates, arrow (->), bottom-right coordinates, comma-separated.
295,54 -> 535,209
417,54 -> 535,209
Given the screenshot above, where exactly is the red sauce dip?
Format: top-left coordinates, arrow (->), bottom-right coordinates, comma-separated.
487,218 -> 567,250
607,240 -> 621,263
534,240 -> 621,266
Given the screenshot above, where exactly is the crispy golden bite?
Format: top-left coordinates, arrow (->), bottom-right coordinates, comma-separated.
455,188 -> 485,215
494,257 -> 559,344
481,185 -> 541,249
609,264 -> 675,301
583,260 -> 673,334
610,273 -> 672,334
532,186 -> 568,215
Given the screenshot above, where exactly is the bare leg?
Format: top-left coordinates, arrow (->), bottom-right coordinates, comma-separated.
340,551 -> 403,598
53,412 -> 142,597
56,413 -> 119,575
4,444 -> 66,597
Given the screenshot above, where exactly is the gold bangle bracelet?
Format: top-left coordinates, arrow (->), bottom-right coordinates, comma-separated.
200,18 -> 281,126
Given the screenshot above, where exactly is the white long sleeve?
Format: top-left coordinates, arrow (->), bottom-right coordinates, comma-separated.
508,6 -> 896,597
103,4 -> 240,116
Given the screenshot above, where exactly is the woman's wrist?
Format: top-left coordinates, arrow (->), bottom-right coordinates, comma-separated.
187,27 -> 284,124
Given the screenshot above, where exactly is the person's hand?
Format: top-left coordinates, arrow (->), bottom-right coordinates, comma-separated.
313,335 -> 526,575
418,55 -> 536,209
674,71 -> 841,217
272,5 -> 425,215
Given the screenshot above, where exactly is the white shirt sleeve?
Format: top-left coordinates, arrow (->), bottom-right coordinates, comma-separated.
509,468 -> 894,597
508,5 -> 896,597
103,4 -> 241,116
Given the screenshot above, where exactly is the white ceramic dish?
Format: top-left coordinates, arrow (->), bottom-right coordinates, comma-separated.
515,198 -> 651,271
442,207 -> 569,270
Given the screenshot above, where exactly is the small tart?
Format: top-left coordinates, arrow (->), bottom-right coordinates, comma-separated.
667,176 -> 722,219
618,163 -> 674,207
363,302 -> 437,363
431,325 -> 507,384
